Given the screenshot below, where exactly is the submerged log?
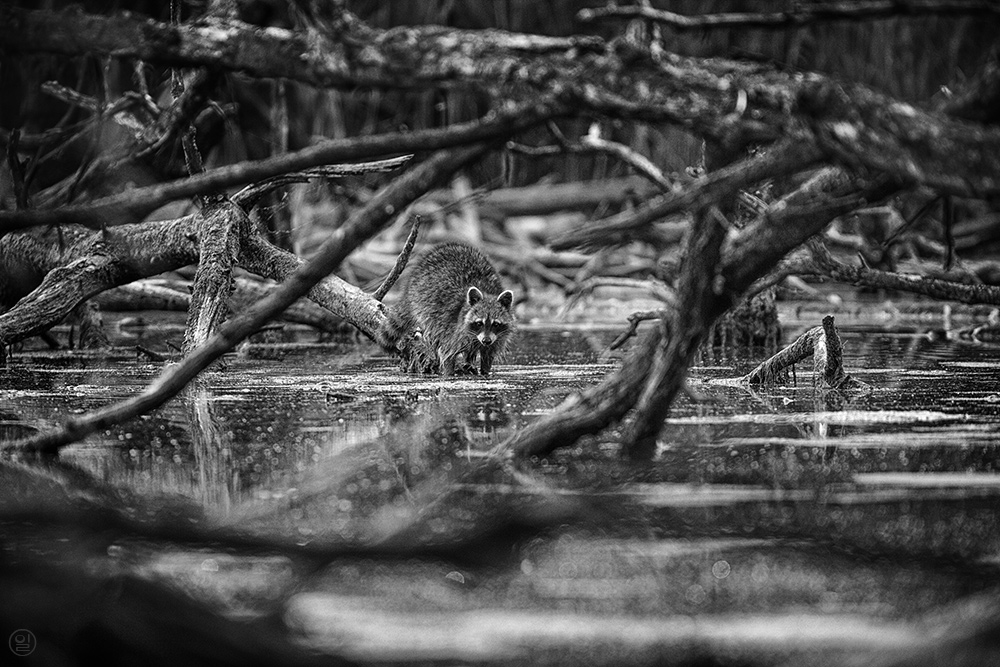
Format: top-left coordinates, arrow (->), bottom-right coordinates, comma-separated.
741,315 -> 871,396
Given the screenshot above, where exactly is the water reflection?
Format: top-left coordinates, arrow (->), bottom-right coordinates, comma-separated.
3,313 -> 1000,660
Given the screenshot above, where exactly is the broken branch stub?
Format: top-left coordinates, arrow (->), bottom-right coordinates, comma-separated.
741,315 -> 871,395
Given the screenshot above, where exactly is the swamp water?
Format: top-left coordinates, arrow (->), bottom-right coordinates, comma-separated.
2,301 -> 1000,664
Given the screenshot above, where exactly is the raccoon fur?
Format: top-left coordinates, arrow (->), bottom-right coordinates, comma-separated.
384,243 -> 514,376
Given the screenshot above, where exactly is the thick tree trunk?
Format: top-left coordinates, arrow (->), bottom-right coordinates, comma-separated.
623,207 -> 729,459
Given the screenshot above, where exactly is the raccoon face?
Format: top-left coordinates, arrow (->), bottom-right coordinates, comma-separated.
465,287 -> 514,347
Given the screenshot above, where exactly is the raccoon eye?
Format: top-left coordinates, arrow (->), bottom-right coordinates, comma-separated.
469,320 -> 484,332
492,322 -> 507,333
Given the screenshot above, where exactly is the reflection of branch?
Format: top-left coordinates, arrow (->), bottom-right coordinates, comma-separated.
578,2 -> 1000,30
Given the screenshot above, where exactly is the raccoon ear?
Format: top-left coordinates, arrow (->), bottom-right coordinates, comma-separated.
497,290 -> 513,309
467,286 -> 483,306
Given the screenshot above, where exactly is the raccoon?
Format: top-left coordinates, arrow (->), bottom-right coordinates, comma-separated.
385,243 -> 514,376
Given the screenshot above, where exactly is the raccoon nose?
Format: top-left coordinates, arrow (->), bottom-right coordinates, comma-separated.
479,332 -> 495,346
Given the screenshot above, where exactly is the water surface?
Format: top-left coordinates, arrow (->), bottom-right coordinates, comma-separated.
2,302 -> 999,664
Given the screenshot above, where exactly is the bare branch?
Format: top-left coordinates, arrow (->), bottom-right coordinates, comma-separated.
230,162 -> 410,211
503,167 -> 897,461
552,139 -> 824,251
373,215 -> 422,302
563,277 -> 675,314
0,96 -> 561,233
8,145 -> 490,455
800,240 -> 1000,305
4,5 -> 998,198
578,1 -> 1000,30
741,315 -> 871,395
721,168 -> 901,295
513,123 -> 677,192
0,5 -> 602,89
0,219 -> 199,350
5,129 -> 28,210
609,309 -> 669,351
624,205 -> 729,458
742,324 -> 823,387
0,155 -> 412,233
799,78 -> 1000,198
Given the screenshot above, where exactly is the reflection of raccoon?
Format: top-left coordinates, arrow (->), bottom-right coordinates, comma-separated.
385,243 -> 514,376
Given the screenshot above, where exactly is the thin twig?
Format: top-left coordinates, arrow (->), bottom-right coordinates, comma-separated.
374,214 -> 423,301
231,160 -> 411,211
510,123 -> 677,192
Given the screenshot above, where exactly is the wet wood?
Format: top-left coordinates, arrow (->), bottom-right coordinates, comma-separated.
741,315 -> 871,396
182,201 -> 241,353
8,145 -> 491,453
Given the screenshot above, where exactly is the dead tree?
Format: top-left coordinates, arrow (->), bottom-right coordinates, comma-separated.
0,3 -> 998,458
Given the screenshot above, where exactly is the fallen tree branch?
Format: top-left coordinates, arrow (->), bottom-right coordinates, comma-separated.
4,5 -> 998,199
741,315 -> 871,396
0,155 -> 411,233
8,144 -> 490,455
551,140 -> 824,251
0,96 -> 562,233
424,176 -> 659,217
624,206 -> 729,458
0,220 -> 199,353
563,277 -> 676,314
578,1 -> 1000,30
95,278 -> 345,332
231,166 -> 381,211
503,167 -> 897,460
796,240 -> 1000,305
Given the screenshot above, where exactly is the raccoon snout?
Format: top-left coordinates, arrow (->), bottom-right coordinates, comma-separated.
478,332 -> 496,346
